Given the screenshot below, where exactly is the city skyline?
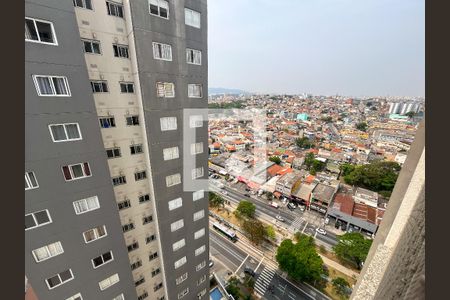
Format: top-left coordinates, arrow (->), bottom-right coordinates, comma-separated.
208,0 -> 425,97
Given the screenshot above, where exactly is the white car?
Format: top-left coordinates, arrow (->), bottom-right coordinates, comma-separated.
269,202 -> 279,209
316,228 -> 327,235
275,215 -> 285,222
221,190 -> 228,195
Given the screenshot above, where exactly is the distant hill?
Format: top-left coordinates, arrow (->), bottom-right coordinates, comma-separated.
208,87 -> 251,95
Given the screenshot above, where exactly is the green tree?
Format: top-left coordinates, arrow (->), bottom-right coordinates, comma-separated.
333,232 -> 372,269
355,122 -> 368,132
209,192 -> 225,209
405,111 -> 416,118
343,161 -> 401,193
311,159 -> 325,173
304,152 -> 315,170
235,200 -> 256,219
226,276 -> 241,299
296,137 -> 313,149
332,277 -> 350,296
321,116 -> 333,123
242,218 -> 266,245
276,238 -> 323,283
269,156 -> 281,165
340,163 -> 356,177
265,225 -> 276,240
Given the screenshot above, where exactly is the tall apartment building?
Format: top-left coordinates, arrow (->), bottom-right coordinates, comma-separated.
25,0 -> 209,299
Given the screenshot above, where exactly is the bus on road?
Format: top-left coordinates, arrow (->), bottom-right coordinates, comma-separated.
213,222 -> 238,242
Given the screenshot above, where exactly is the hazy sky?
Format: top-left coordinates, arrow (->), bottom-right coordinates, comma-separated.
208,0 -> 425,97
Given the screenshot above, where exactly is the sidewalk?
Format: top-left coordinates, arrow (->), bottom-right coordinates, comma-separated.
319,254 -> 359,278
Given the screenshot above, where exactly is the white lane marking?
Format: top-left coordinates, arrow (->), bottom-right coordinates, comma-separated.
255,256 -> 264,272
210,234 -> 246,262
209,245 -> 239,269
302,221 -> 308,233
234,254 -> 249,275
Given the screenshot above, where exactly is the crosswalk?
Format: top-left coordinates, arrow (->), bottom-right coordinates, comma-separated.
288,216 -> 305,233
254,264 -> 277,297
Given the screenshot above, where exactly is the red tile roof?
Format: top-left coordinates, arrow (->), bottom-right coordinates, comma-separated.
333,193 -> 354,215
267,164 -> 284,177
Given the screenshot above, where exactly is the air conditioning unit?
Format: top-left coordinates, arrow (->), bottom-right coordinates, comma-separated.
92,32 -> 97,39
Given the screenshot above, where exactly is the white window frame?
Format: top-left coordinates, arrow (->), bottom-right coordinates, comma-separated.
106,1 -> 124,18
112,175 -> 127,186
32,75 -> 71,97
156,82 -> 175,98
98,273 -> 120,291
174,256 -> 187,269
32,241 -> 64,263
191,167 -> 204,179
113,44 -> 129,58
193,190 -> 204,201
91,251 -> 114,269
171,219 -> 184,232
25,209 -> 52,231
149,0 -> 169,19
189,115 -> 203,128
196,260 -> 206,271
25,17 -> 58,45
166,173 -> 181,187
25,171 -> 39,190
120,82 -> 134,93
152,42 -> 172,61
160,117 -> 177,131
186,48 -> 202,65
176,272 -> 188,285
195,245 -> 206,256
82,38 -> 101,54
193,209 -> 205,221
48,123 -> 82,142
73,196 -> 100,215
73,0 -> 93,10
163,146 -> 179,160
45,269 -> 74,290
62,162 -> 92,181
83,225 -> 108,243
191,142 -> 204,155
178,288 -> 189,299
194,228 -> 205,240
172,238 -> 186,252
112,294 -> 125,300
185,8 -> 201,28
188,84 -> 202,98
168,197 -> 183,211
197,275 -> 207,286
66,292 -> 83,300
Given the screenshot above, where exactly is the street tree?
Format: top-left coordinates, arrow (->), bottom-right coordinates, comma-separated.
333,232 -> 372,269
276,238 -> 323,283
235,200 -> 256,219
269,156 -> 281,165
265,225 -> 276,241
242,218 -> 267,245
332,277 -> 350,296
209,192 -> 225,209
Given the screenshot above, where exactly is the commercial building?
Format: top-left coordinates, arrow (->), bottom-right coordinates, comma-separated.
26,0 -> 208,299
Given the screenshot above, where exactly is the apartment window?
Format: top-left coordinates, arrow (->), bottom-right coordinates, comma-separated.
188,84 -> 202,98
99,273 -> 120,291
45,269 -> 74,290
126,115 -> 139,126
191,142 -> 204,155
146,234 -> 157,244
160,117 -> 177,131
196,261 -> 206,271
112,294 -> 125,300
154,282 -> 163,292
168,197 -> 182,211
135,277 -> 145,287
106,147 -> 121,159
82,39 -> 100,54
25,209 -> 52,230
152,42 -> 172,61
198,289 -> 207,298
149,0 -> 169,18
151,267 -> 161,277
163,146 -> 179,160
194,228 -> 205,240
174,256 -> 187,269
120,82 -> 134,93
131,144 -> 144,155
25,171 -> 39,190
91,80 -> 109,93
156,82 -> 175,98
73,196 -> 100,214
32,241 -> 64,263
92,251 -> 114,269
66,293 -> 83,300
49,123 -> 82,142
62,162 -> 91,181
122,222 -> 135,233
25,17 -> 57,45
131,259 -> 142,271
149,251 -> 158,261
33,75 -> 70,96
138,291 -> 149,300
117,199 -> 131,210
166,173 -> 181,187
191,167 -> 204,179
127,241 -> 139,252
99,116 -> 116,128
139,194 -> 150,203
176,273 -> 188,285
197,275 -> 206,286
83,225 -> 107,243
193,209 -> 205,221
73,0 -> 92,9
178,288 -> 189,299
143,215 -> 153,225
195,245 -> 206,256
170,219 -> 184,232
186,48 -> 201,65
172,239 -> 186,252
135,171 -> 147,181
112,175 -> 127,186
106,1 -> 124,18
113,44 -> 129,58
193,190 -> 204,201
185,8 -> 201,28
189,115 -> 204,128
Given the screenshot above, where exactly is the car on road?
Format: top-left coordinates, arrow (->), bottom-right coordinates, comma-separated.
299,205 -> 306,212
209,260 -> 214,268
275,215 -> 285,222
244,193 -> 250,197
287,202 -> 297,210
316,228 -> 327,235
244,267 -> 256,277
245,187 -> 251,192
221,190 -> 228,195
269,202 -> 279,209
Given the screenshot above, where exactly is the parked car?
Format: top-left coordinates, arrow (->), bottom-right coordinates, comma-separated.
316,228 -> 327,235
275,215 -> 285,222
244,267 -> 256,277
324,217 -> 330,225
287,202 -> 297,210
221,190 -> 228,196
209,260 -> 214,268
245,187 -> 251,192
299,205 -> 306,212
270,202 -> 280,209
244,193 -> 250,197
